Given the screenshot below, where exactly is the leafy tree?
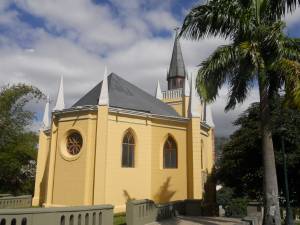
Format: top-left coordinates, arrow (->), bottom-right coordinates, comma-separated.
0,84 -> 43,195
218,100 -> 300,206
180,0 -> 300,224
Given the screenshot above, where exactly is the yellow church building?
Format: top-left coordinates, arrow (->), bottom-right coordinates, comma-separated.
32,34 -> 216,212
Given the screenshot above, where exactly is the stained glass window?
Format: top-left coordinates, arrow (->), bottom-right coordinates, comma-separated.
122,131 -> 135,167
163,136 -> 177,168
66,132 -> 83,155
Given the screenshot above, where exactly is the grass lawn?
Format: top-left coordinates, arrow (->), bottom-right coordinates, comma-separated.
114,213 -> 126,225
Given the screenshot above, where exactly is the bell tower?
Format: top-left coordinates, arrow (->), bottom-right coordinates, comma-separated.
167,28 -> 187,90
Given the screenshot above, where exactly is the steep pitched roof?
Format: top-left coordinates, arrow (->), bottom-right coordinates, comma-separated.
167,32 -> 187,79
72,73 -> 180,117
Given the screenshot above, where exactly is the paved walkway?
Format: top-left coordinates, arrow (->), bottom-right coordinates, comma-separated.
148,216 -> 242,225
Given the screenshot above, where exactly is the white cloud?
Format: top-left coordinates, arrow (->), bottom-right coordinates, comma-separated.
0,0 -> 269,136
145,10 -> 179,31
284,7 -> 300,27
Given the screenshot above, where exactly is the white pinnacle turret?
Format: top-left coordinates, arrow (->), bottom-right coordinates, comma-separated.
189,74 -> 201,118
42,96 -> 50,129
206,104 -> 215,128
155,80 -> 163,100
53,76 -> 65,111
184,74 -> 190,96
98,66 -> 109,106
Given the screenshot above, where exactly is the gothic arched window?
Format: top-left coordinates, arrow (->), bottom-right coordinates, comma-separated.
122,130 -> 135,167
163,136 -> 177,168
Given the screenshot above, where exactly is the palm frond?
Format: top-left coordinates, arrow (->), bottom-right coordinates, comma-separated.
180,0 -> 255,40
196,44 -> 240,102
270,59 -> 300,108
239,0 -> 300,19
269,0 -> 300,18
225,59 -> 256,111
281,37 -> 300,62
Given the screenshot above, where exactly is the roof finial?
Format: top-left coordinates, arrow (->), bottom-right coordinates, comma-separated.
42,96 -> 51,129
98,66 -> 109,106
155,80 -> 163,100
189,73 -> 201,118
53,76 -> 65,111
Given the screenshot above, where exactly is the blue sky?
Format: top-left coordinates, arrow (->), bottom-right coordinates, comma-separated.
0,0 -> 299,136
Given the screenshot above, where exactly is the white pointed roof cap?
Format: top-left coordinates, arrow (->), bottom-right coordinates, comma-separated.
155,80 -> 163,100
184,74 -> 190,96
206,104 -> 215,128
98,66 -> 109,106
189,73 -> 201,118
53,76 -> 65,111
42,96 -> 50,129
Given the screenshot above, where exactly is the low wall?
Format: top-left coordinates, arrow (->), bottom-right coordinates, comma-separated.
0,205 -> 113,225
126,199 -> 211,225
0,196 -> 32,209
0,195 -> 12,198
242,202 -> 263,225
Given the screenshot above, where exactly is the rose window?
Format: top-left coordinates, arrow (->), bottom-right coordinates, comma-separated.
66,132 -> 83,155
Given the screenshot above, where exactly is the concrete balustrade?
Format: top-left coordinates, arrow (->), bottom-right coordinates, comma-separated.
0,205 -> 113,225
0,196 -> 32,209
162,89 -> 183,99
126,199 -> 185,225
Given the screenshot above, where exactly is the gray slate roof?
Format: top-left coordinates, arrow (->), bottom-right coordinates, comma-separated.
72,73 -> 180,117
167,35 -> 187,79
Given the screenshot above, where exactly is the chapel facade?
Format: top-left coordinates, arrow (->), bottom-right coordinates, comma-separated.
33,33 -> 216,212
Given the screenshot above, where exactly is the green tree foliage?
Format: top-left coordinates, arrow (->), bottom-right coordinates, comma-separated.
0,84 -> 43,195
181,0 -> 300,224
218,100 -> 300,206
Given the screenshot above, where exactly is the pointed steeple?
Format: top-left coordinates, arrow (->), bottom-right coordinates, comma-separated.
42,96 -> 50,129
53,76 -> 65,111
155,80 -> 163,100
189,74 -> 201,118
98,66 -> 109,106
167,28 -> 187,90
206,104 -> 215,128
184,74 -> 190,96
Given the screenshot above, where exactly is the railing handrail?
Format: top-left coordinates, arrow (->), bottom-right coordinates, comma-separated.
162,88 -> 183,99
0,195 -> 31,200
0,204 -> 113,215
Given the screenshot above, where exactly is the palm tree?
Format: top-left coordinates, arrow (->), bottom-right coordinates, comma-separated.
180,1 -> 300,225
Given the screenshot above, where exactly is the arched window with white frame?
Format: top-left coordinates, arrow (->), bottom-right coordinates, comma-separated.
122,130 -> 135,167
163,136 -> 177,168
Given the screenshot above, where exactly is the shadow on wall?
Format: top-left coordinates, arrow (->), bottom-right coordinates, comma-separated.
123,190 -> 136,202
202,167 -> 217,216
39,135 -> 51,206
154,177 -> 176,203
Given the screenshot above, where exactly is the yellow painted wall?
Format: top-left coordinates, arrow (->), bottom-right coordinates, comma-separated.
104,113 -> 152,212
36,107 -> 215,211
150,118 -> 187,204
51,112 -> 97,206
32,130 -> 50,206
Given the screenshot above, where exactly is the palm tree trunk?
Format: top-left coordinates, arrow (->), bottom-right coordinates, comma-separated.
258,75 -> 281,225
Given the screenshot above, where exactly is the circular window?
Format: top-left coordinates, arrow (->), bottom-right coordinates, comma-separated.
66,132 -> 83,155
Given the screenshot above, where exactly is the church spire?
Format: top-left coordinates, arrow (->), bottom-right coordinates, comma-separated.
167,28 -> 187,90
98,66 -> 109,106
42,96 -> 50,129
53,76 -> 65,111
155,80 -> 163,100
